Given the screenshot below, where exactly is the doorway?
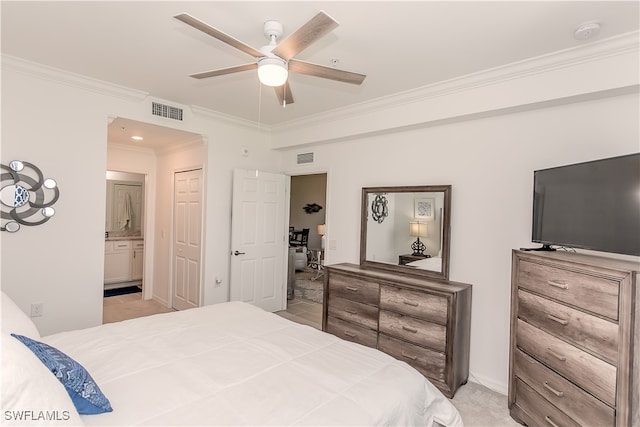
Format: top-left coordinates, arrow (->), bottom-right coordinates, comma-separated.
105,116 -> 205,313
283,173 -> 327,329
104,171 -> 146,295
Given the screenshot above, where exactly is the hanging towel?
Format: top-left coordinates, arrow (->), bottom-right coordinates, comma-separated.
120,193 -> 133,230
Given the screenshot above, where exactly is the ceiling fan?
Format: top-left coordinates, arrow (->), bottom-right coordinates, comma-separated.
174,11 -> 366,106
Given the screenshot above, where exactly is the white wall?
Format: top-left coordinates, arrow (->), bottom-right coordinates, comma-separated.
152,142 -> 207,305
1,57 -> 281,335
279,92 -> 640,393
2,33 -> 638,393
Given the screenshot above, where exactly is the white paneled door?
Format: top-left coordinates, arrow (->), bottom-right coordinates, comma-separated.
230,169 -> 287,312
172,169 -> 203,311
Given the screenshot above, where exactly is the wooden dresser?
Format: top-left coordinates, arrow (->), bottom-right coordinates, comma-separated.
509,250 -> 639,427
323,263 -> 472,398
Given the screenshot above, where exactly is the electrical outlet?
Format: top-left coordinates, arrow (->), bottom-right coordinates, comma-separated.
30,303 -> 44,317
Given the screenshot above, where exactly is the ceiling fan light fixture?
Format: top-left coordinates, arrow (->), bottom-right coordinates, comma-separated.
257,57 -> 288,87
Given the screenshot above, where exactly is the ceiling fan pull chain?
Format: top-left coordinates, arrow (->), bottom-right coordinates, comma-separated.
257,80 -> 263,131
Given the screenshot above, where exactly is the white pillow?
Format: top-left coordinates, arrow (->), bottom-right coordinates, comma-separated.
1,291 -> 40,338
1,333 -> 84,426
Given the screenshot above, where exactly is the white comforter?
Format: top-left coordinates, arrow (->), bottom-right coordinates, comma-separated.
43,302 -> 462,426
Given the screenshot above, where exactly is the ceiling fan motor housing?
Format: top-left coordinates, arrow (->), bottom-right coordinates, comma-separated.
175,11 -> 365,105
263,20 -> 284,40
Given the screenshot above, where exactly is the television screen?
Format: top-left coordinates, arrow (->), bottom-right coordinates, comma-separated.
532,153 -> 640,256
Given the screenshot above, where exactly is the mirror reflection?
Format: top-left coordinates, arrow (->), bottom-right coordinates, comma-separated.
105,171 -> 144,235
361,185 -> 451,280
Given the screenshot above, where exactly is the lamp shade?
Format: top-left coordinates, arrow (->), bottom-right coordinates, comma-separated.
409,221 -> 427,238
317,224 -> 326,235
257,57 -> 288,87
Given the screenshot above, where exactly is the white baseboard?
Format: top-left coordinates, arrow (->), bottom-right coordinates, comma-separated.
467,371 -> 508,395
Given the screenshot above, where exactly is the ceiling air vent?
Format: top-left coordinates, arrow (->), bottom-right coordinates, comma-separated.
152,102 -> 183,121
297,152 -> 314,165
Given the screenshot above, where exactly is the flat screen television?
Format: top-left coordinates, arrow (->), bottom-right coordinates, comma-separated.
532,153 -> 640,256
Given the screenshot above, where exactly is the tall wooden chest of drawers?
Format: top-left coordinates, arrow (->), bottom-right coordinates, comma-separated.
323,263 -> 472,398
509,250 -> 639,427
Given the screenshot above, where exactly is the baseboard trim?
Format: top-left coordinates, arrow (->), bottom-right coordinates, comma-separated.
467,371 -> 508,395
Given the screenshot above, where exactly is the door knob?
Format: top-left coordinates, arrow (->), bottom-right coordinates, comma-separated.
233,250 -> 246,256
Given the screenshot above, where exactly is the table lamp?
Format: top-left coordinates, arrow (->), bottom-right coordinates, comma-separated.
409,221 -> 427,256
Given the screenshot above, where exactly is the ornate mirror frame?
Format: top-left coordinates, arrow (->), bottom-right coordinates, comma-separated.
360,185 -> 452,280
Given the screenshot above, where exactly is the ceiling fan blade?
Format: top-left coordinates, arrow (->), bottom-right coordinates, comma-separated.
189,63 -> 257,79
272,11 -> 339,61
289,59 -> 366,85
274,81 -> 294,106
175,13 -> 264,58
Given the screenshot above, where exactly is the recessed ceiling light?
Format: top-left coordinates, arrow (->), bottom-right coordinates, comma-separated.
131,135 -> 144,141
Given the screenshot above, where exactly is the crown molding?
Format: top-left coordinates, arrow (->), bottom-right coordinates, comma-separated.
4,30 -> 638,137
107,142 -> 156,155
155,136 -> 205,156
272,31 -> 640,133
2,54 -> 148,102
191,105 -> 271,131
108,136 -> 204,156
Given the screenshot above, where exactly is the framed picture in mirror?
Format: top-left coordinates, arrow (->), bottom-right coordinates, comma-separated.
414,198 -> 435,220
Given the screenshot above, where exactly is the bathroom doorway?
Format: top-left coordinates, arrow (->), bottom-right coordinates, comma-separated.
104,171 -> 146,297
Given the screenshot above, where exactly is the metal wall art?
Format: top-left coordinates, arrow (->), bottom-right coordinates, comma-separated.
1,160 -> 59,233
303,203 -> 323,214
371,193 -> 389,223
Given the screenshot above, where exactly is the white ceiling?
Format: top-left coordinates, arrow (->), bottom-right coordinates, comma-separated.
2,1 -> 639,140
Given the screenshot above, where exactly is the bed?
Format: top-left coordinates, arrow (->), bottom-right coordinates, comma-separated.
2,292 -> 463,426
406,256 -> 443,271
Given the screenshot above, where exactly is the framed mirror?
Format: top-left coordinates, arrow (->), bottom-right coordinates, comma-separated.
360,185 -> 451,280
105,172 -> 145,235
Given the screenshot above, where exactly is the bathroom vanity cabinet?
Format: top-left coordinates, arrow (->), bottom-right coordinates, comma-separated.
104,239 -> 144,284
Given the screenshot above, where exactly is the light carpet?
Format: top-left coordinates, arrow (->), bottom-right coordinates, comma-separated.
451,381 -> 520,426
293,267 -> 324,304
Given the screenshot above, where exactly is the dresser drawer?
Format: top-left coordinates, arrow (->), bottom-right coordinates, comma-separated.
518,290 -> 619,364
514,349 -> 615,427
516,319 -> 616,406
326,316 -> 378,348
327,295 -> 378,330
517,260 -> 619,320
378,334 -> 445,382
379,310 -> 446,352
514,378 -> 581,427
380,285 -> 447,324
328,273 -> 379,306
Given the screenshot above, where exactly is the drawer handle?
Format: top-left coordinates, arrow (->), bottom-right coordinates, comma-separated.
346,286 -> 359,292
544,416 -> 560,427
543,381 -> 565,398
403,300 -> 419,307
401,351 -> 417,361
546,314 -> 569,326
345,309 -> 358,315
547,280 -> 568,290
402,325 -> 418,333
344,331 -> 357,338
546,348 -> 566,362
